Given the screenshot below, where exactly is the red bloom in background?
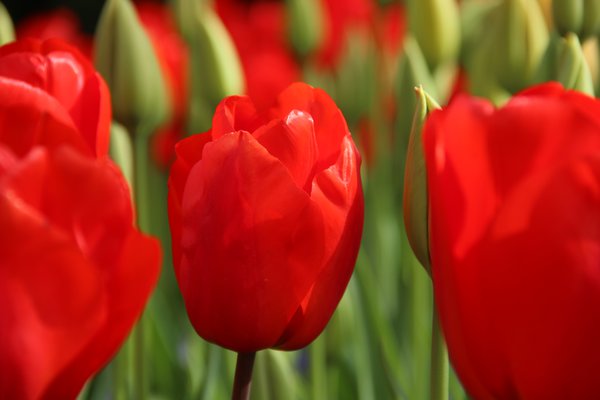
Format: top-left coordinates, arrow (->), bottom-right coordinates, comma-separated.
0,40 -> 161,399
316,0 -> 374,68
425,83 -> 600,399
136,1 -> 189,169
168,83 -> 363,352
215,0 -> 300,109
0,39 -> 110,158
16,9 -> 93,59
375,2 -> 406,58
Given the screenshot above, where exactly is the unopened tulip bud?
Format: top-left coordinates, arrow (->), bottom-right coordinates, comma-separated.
286,0 -> 324,59
395,37 -> 438,193
553,0 -> 600,39
335,31 -> 376,127
109,121 -> 133,189
403,86 -> 440,272
407,0 -> 460,69
552,0 -> 584,36
171,0 -> 196,42
470,0 -> 548,94
176,1 -> 245,132
582,0 -> 600,39
556,33 -> 595,95
95,0 -> 171,135
0,2 -> 14,45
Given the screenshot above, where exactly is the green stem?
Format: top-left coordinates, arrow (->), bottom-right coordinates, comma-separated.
133,131 -> 151,232
430,305 -> 449,400
111,347 -> 128,400
232,352 -> 256,400
310,335 -> 327,400
133,322 -> 145,399
132,129 -> 151,399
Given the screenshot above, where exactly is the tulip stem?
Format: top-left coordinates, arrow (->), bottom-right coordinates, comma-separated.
310,336 -> 327,400
131,129 -> 152,400
430,304 -> 449,400
133,129 -> 151,232
232,352 -> 256,400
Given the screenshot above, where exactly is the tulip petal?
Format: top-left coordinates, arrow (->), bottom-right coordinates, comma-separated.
71,73 -> 111,158
211,95 -> 263,138
0,150 -> 106,400
276,135 -> 363,350
427,86 -> 600,399
272,82 -> 350,171
0,39 -> 110,157
425,95 -> 497,260
254,109 -> 319,192
0,146 -> 159,399
0,76 -> 88,157
43,230 -> 160,399
168,132 -> 213,277
5,147 -> 132,268
179,131 -> 325,351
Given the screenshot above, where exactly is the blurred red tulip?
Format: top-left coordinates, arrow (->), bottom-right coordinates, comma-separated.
425,83 -> 600,399
448,67 -> 470,102
375,2 -> 406,58
0,145 -> 160,399
16,9 -> 93,59
317,0 -> 374,68
357,117 -> 375,169
168,82 -> 364,352
0,39 -> 161,399
0,39 -> 110,159
136,1 -> 189,168
215,0 -> 300,109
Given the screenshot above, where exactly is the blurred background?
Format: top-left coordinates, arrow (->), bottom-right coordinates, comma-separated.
3,0 -> 595,398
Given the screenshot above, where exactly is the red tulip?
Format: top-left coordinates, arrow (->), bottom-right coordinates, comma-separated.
17,9 -> 93,60
316,0 -> 374,69
425,83 -> 600,399
0,39 -> 110,159
375,3 -> 406,58
215,0 -> 300,109
0,39 -> 161,399
168,82 -> 364,352
136,1 -> 189,168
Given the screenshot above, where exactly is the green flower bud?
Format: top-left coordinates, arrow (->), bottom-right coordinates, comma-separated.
286,0 -> 324,59
0,2 -> 15,46
109,121 -> 133,189
459,0 -> 501,64
407,0 -> 461,69
556,33 -> 595,95
553,0 -> 600,39
468,0 -> 548,94
173,0 -> 245,132
552,0 -> 584,36
334,31 -> 377,127
95,0 -> 171,135
403,86 -> 440,272
582,0 -> 600,39
395,36 -> 438,196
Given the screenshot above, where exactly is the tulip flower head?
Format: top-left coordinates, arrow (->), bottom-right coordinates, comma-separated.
168,82 -> 364,352
425,82 -> 600,399
0,39 -> 160,399
0,39 -> 111,158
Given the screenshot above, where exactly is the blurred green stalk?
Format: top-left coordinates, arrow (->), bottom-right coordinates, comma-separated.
430,306 -> 449,400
